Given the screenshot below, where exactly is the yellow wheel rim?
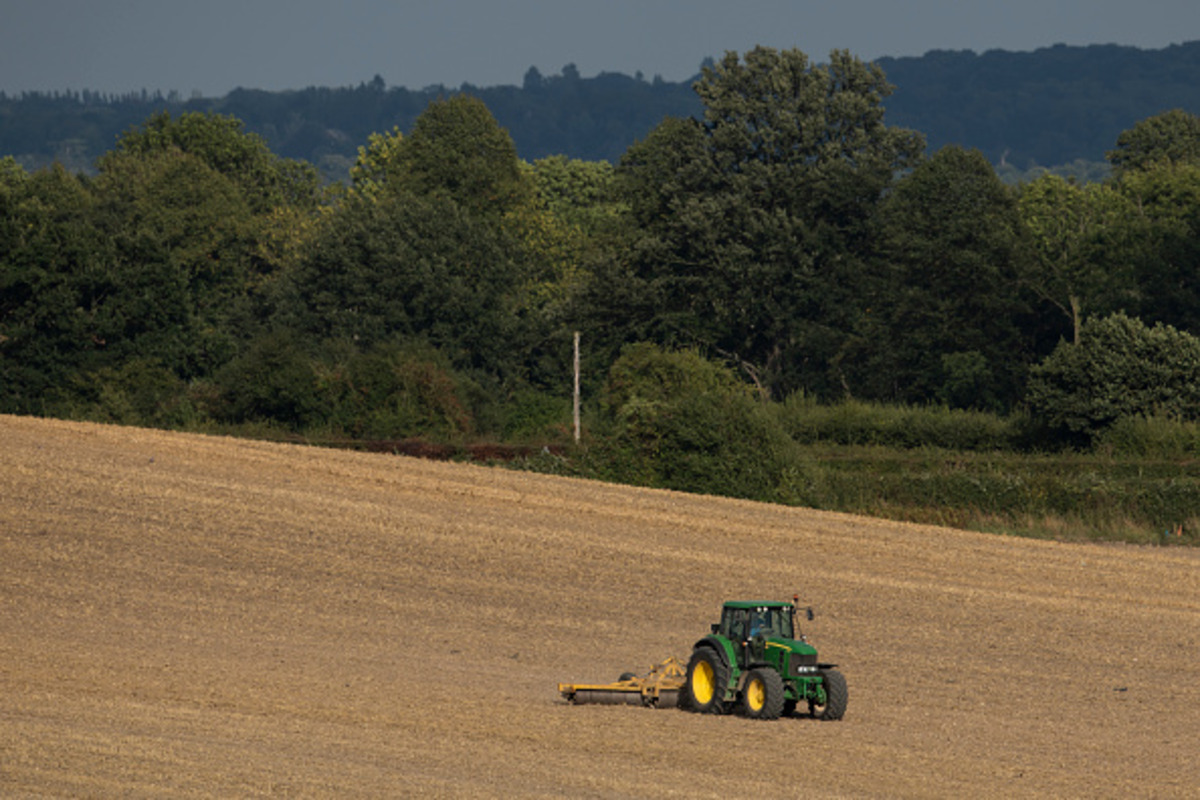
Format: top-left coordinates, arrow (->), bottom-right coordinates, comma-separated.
746,677 -> 765,711
693,661 -> 715,705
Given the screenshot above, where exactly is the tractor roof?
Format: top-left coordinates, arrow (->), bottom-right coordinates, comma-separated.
722,600 -> 792,610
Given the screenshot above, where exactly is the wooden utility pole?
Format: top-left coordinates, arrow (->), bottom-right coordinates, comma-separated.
573,331 -> 581,444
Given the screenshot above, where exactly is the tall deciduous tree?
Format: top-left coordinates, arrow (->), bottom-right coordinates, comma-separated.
276,188 -> 521,376
0,163 -> 115,412
387,95 -> 528,219
89,147 -> 253,375
106,111 -> 321,212
1116,162 -> 1200,334
1107,109 -> 1200,174
1018,174 -> 1136,345
609,47 -> 925,399
864,146 -> 1032,410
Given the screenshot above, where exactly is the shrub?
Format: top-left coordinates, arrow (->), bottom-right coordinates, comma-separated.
1095,415 -> 1200,458
214,333 -> 326,429
592,343 -> 795,500
316,339 -> 476,440
1027,312 -> 1200,440
62,358 -> 197,428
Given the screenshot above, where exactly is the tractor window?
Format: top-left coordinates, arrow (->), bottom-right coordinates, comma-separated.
776,608 -> 794,639
749,608 -> 794,639
722,607 -> 751,641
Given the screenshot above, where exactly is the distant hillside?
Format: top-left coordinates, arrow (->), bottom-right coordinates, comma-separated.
2,41 -> 1198,179
878,41 -> 1200,168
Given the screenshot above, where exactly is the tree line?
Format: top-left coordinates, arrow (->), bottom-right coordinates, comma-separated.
3,46 -> 1200,463
3,42 -> 1199,181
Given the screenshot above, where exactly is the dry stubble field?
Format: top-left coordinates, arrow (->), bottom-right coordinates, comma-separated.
2,414 -> 1199,797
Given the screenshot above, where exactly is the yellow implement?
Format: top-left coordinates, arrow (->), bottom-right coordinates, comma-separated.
558,657 -> 686,708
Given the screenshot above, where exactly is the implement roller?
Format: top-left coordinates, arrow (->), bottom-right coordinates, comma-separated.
558,657 -> 686,708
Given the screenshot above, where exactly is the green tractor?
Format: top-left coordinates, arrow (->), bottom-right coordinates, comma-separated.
682,599 -> 847,721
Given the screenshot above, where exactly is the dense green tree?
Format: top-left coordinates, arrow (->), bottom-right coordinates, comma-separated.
1018,174 -> 1137,344
1116,162 -> 1200,334
319,98 -> 588,392
96,152 -> 250,278
0,156 -> 29,290
213,331 -> 325,428
1107,109 -> 1200,174
863,146 -> 1032,410
0,164 -> 127,413
575,116 -> 712,383
609,47 -> 925,399
275,188 -> 521,375
385,95 -> 528,218
1,112 -> 327,419
1027,312 -> 1200,439
313,340 -> 478,439
106,111 -> 321,211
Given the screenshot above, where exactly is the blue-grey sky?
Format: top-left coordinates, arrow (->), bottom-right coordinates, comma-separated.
2,0 -> 1197,97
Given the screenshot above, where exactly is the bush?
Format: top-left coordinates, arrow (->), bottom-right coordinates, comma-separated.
590,343 -> 796,500
497,388 -> 572,442
1095,415 -> 1200,458
214,333 -> 325,429
61,358 -> 198,428
315,340 -> 476,440
1027,312 -> 1200,440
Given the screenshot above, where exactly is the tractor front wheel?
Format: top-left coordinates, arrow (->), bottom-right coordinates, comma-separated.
685,648 -> 730,714
810,669 -> 848,720
741,668 -> 786,720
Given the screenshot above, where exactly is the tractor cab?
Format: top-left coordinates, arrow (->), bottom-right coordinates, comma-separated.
714,600 -> 807,648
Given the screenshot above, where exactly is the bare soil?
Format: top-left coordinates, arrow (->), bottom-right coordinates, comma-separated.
2,414 -> 1199,798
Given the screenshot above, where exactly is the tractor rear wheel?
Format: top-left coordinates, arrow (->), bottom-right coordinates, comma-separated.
685,648 -> 729,714
741,668 -> 786,720
810,669 -> 848,720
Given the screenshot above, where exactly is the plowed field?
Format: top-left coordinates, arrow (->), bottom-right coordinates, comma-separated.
2,414 -> 1199,797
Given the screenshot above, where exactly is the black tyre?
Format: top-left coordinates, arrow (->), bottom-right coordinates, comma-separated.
676,681 -> 695,711
740,668 -> 786,720
810,669 -> 848,720
618,672 -> 638,682
685,648 -> 730,714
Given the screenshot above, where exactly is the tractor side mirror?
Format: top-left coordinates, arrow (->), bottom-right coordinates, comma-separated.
711,623 -> 720,634
806,607 -> 815,621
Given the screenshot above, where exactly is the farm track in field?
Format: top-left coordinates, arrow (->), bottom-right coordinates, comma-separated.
2,414 -> 1199,797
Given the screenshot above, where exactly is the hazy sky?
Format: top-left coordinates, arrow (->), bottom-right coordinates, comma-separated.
2,0 -> 1197,97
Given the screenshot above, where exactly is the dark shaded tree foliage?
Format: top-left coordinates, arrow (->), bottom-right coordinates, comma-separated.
1116,162 -> 1200,335
859,146 -> 1034,410
605,47 -> 924,399
276,189 -> 520,373
0,113 -> 321,416
274,96 -> 542,390
0,163 -> 119,412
